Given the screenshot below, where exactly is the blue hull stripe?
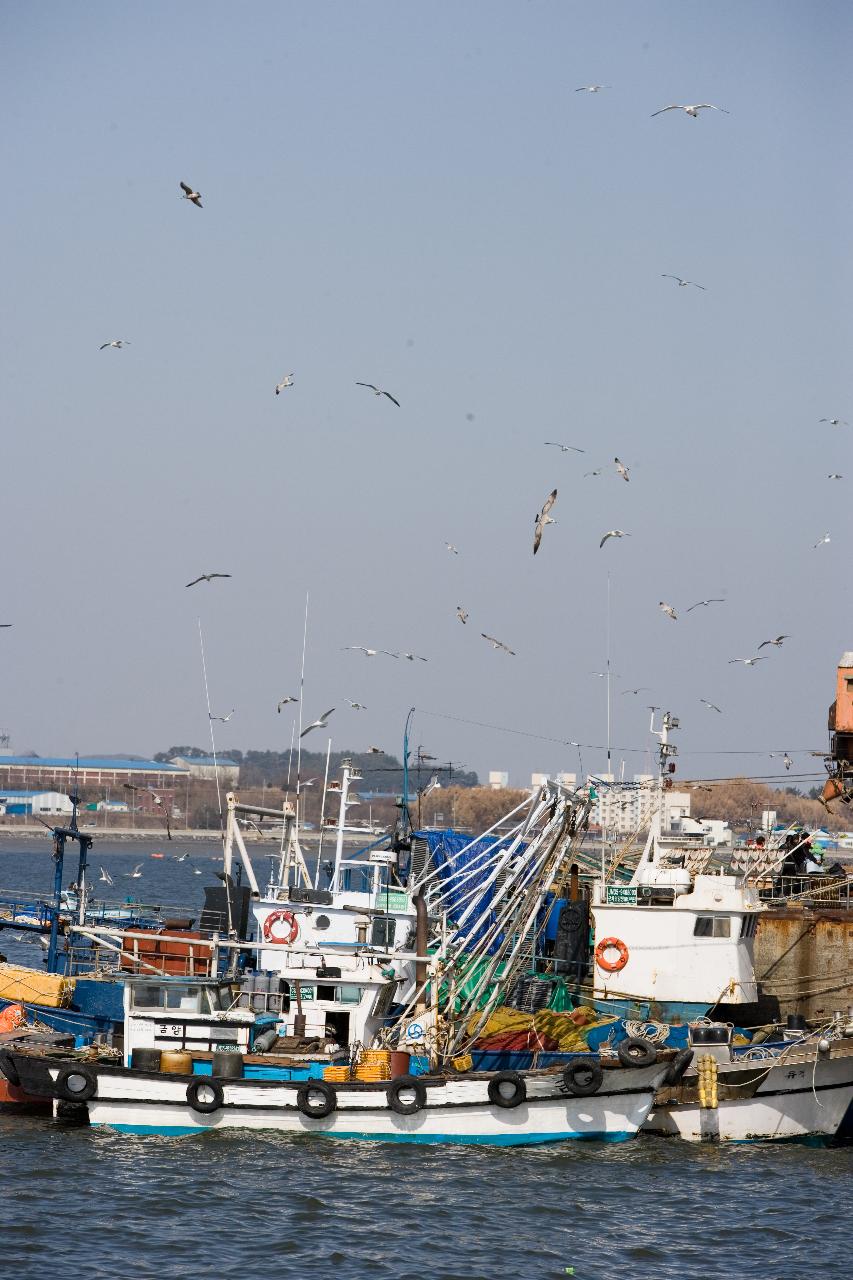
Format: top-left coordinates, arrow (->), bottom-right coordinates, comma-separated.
100,1123 -> 633,1145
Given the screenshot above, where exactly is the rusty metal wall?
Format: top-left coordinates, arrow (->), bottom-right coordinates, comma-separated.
754,909 -> 853,1021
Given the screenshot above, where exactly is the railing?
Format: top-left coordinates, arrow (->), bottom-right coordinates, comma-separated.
756,874 -> 853,909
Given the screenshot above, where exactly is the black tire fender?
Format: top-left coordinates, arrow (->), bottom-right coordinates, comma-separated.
385,1074 -> 427,1116
562,1059 -> 604,1097
55,1064 -> 97,1103
186,1077 -> 224,1114
0,1051 -> 21,1088
487,1070 -> 527,1110
617,1036 -> 658,1069
296,1079 -> 337,1119
664,1048 -> 694,1085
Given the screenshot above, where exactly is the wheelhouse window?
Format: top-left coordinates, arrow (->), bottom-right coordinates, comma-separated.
130,983 -> 204,1011
370,916 -> 396,948
693,916 -> 731,938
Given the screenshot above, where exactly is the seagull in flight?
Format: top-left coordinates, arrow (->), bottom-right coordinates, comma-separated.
662,275 -> 706,290
402,652 -> 428,662
344,645 -> 378,656
98,866 -> 114,886
758,635 -> 790,650
444,542 -> 459,555
346,699 -> 367,710
812,532 -> 831,549
125,863 -> 143,879
482,632 -> 516,655
728,656 -> 767,666
651,103 -> 730,118
123,783 -> 173,839
819,418 -> 847,426
99,339 -> 131,350
545,442 -> 585,453
584,467 -> 603,477
770,752 -> 794,771
180,181 -> 202,207
614,457 -> 630,482
621,687 -> 650,696
659,601 -> 677,621
686,598 -> 725,612
185,572 -> 231,588
457,606 -> 469,625
356,382 -> 400,407
367,746 -> 385,754
599,529 -> 630,548
827,473 -> 843,480
533,488 -> 558,554
275,375 -> 294,395
300,708 -> 335,738
277,695 -> 298,712
209,709 -> 235,722
576,84 -> 610,93
700,699 -> 723,713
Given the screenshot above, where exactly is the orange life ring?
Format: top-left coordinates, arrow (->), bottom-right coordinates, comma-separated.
595,936 -> 629,973
262,909 -> 299,945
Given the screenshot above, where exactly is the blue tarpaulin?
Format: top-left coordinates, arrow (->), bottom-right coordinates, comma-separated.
414,828 -> 529,952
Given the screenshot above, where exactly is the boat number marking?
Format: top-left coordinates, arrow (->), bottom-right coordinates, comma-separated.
785,1069 -> 806,1080
156,1024 -> 184,1038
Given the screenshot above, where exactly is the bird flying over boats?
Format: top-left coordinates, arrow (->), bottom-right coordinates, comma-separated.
125,864 -> 143,879
277,696 -> 298,712
122,783 -> 172,839
209,709 -> 235,722
584,468 -> 603,477
599,530 -> 630,549
444,542 -> 459,555
812,533 -> 831,549
621,687 -> 649,696
533,488 -> 558,554
758,635 -> 790,650
728,656 -> 766,666
402,653 -> 428,662
300,708 -> 335,738
544,442 -> 585,453
356,382 -> 400,407
367,746 -> 384,754
99,339 -> 130,350
481,632 -> 516,655
686,599 -> 725,612
661,275 -> 706,290
179,181 -> 202,207
456,607 -> 469,625
659,602 -> 677,620
827,474 -> 843,480
819,418 -> 847,426
185,572 -> 231,588
98,866 -> 114,885
275,375 -> 294,395
346,700 -> 367,710
651,104 -> 729,118
575,85 -> 610,93
700,699 -> 723,713
614,457 -> 630,482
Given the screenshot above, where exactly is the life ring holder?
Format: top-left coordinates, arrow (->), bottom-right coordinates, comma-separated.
262,909 -> 299,945
595,936 -> 629,973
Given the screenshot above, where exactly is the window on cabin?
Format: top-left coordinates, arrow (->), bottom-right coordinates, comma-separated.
694,917 -> 731,938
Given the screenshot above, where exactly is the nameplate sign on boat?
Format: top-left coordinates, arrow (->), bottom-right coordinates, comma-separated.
373,890 -> 409,912
605,885 -> 638,905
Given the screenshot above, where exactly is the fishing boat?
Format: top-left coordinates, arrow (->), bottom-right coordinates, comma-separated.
0,972 -> 674,1143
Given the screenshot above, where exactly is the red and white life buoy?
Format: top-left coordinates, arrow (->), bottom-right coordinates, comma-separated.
262,909 -> 299,945
594,936 -> 629,973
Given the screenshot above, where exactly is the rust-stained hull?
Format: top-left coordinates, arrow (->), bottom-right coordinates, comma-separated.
754,908 -> 853,1022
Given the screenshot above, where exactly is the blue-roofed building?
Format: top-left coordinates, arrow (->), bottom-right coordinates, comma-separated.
0,755 -> 190,791
169,755 -> 240,784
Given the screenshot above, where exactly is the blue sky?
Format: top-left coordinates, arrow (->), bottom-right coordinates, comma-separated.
1,1 -> 850,788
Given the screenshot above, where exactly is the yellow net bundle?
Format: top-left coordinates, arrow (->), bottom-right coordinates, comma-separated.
0,964 -> 75,1009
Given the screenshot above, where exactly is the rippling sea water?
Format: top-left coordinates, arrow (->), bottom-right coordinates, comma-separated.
2,843 -> 851,1279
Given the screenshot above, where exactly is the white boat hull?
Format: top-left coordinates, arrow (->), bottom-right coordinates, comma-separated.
644,1043 -> 853,1142
48,1061 -> 666,1145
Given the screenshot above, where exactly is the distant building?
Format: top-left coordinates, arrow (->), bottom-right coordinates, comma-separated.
555,772 -> 577,789
530,772 -> 550,789
0,790 -> 75,817
590,774 -> 691,835
0,756 -> 189,791
488,771 -> 509,791
170,755 -> 240,785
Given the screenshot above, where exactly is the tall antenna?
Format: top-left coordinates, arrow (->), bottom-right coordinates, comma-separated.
294,591 -> 309,816
606,572 -> 613,777
198,617 -> 224,833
